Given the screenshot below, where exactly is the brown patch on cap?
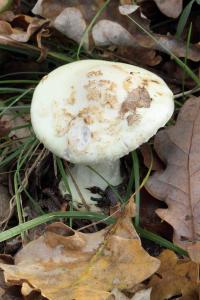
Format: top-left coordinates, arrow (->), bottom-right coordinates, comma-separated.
87,70 -> 103,77
123,76 -> 133,92
127,113 -> 140,125
67,88 -> 76,104
120,87 -> 152,126
84,79 -> 117,106
53,104 -> 74,136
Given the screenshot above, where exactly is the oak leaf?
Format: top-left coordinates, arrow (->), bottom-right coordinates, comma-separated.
149,250 -> 199,300
145,97 -> 200,260
0,200 -> 159,300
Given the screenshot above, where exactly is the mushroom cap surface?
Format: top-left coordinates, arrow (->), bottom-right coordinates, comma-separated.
31,60 -> 174,163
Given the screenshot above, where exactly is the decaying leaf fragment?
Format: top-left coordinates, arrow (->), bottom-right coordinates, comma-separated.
146,97 -> 200,260
0,13 -> 49,59
0,200 -> 160,300
153,0 -> 183,18
1,114 -> 30,139
149,250 -> 199,300
0,119 -> 10,137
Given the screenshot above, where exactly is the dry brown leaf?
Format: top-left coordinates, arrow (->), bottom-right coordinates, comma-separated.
0,200 -> 160,300
32,0 -> 200,63
1,114 -> 30,139
0,14 -> 49,43
0,119 -> 10,137
153,0 -> 183,18
145,97 -> 200,261
140,144 -> 163,171
116,46 -> 162,67
149,250 -> 199,300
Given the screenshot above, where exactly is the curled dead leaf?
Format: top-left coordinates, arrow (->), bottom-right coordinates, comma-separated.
0,13 -> 50,57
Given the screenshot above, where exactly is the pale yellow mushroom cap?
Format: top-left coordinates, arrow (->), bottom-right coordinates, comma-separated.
31,60 -> 174,163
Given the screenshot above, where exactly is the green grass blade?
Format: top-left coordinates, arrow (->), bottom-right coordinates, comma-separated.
56,157 -> 71,194
0,80 -> 38,84
76,0 -> 111,59
0,142 -> 30,169
0,211 -> 114,242
133,151 -> 140,227
135,225 -> 188,256
0,88 -> 33,117
0,72 -> 46,79
182,22 -> 193,97
176,0 -> 195,38
125,152 -> 135,201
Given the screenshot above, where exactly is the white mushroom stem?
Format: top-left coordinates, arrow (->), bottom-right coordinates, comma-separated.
59,160 -> 123,211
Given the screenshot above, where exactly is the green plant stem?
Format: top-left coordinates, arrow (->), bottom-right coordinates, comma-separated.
0,88 -> 33,117
77,0 -> 111,59
0,80 -> 38,84
133,151 -> 140,227
0,211 -> 188,257
0,212 -> 115,242
135,225 -> 188,256
56,157 -> 73,227
182,22 -> 192,98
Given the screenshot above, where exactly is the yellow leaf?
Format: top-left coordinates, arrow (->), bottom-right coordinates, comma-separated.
0,200 -> 159,299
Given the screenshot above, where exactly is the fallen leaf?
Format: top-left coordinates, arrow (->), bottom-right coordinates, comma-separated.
153,0 -> 183,18
0,200 -> 160,300
149,250 -> 199,300
145,97 -> 200,260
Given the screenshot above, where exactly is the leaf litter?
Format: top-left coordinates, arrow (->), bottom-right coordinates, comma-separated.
0,0 -> 200,299
31,0 -> 200,62
0,199 -> 160,299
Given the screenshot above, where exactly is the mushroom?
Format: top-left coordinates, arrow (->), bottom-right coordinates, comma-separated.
31,60 -> 174,211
